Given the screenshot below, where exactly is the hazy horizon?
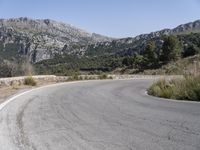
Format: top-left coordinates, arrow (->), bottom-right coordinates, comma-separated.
0,0 -> 200,38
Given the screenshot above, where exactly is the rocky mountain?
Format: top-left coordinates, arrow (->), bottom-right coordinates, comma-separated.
135,20 -> 200,40
0,17 -> 113,62
0,18 -> 200,63
85,20 -> 200,57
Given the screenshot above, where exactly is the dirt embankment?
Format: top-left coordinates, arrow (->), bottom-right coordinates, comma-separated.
0,75 -> 69,103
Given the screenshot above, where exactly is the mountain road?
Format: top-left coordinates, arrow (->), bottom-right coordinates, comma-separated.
0,79 -> 200,150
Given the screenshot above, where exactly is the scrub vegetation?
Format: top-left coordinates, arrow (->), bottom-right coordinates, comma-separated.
148,76 -> 200,101
24,76 -> 37,86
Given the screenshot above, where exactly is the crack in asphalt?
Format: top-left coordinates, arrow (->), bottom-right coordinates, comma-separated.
16,97 -> 38,150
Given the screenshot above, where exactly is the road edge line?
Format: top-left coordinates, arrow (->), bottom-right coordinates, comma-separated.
0,80 -> 89,111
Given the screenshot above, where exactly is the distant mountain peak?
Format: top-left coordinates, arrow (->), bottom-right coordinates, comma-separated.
135,19 -> 200,40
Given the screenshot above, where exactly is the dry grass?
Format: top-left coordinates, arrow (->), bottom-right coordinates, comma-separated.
0,85 -> 29,104
24,76 -> 37,86
148,75 -> 200,101
67,74 -> 113,81
0,78 -> 59,104
144,55 -> 200,75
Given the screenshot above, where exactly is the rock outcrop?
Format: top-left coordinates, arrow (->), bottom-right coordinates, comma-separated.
85,20 -> 200,57
0,17 -> 113,62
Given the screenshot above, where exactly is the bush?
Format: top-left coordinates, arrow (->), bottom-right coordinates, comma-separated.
108,76 -> 113,79
182,76 -> 200,100
24,76 -> 37,86
84,75 -> 89,80
73,74 -> 79,80
99,74 -> 108,80
148,79 -> 174,99
148,76 -> 200,101
88,76 -> 96,80
78,76 -> 83,80
66,74 -> 80,81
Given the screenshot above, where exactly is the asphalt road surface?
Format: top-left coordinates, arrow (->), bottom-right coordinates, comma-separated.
0,79 -> 200,150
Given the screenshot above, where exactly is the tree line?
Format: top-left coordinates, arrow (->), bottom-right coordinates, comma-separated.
121,33 -> 200,70
0,33 -> 200,77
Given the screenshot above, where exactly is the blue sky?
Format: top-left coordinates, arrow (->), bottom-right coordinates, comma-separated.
0,0 -> 200,38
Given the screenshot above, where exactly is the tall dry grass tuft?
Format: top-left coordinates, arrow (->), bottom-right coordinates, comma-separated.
148,76 -> 200,101
24,76 -> 37,86
21,61 -> 35,76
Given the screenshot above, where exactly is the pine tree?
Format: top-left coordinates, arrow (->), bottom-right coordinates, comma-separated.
144,41 -> 158,68
161,35 -> 182,62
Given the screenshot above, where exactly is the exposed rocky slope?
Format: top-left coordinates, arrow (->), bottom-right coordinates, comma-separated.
0,17 -> 112,62
86,20 -> 200,57
135,20 -> 200,40
0,18 -> 200,63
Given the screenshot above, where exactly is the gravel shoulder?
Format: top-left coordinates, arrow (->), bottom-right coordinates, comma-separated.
0,80 -> 59,104
0,86 -> 30,104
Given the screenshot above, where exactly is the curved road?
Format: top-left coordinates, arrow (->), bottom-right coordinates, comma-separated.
0,79 -> 200,150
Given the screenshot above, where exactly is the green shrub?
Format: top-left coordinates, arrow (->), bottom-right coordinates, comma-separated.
84,75 -> 89,80
148,84 -> 161,97
24,76 -> 37,86
88,76 -> 95,80
108,76 -> 113,79
78,76 -> 83,80
99,74 -> 108,80
66,76 -> 73,81
148,79 -> 174,99
183,76 -> 200,101
73,74 -> 79,80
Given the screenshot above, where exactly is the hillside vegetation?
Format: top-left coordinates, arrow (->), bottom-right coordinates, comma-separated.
148,76 -> 200,101
1,32 -> 200,77
33,33 -> 200,76
0,18 -> 200,77
142,54 -> 200,75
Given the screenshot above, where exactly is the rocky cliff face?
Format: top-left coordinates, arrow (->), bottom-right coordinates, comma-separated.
0,17 -> 113,62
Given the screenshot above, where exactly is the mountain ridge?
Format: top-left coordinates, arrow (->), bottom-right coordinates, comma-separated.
85,19 -> 200,57
134,19 -> 200,40
0,17 -> 113,62
0,17 -> 113,41
0,17 -> 200,63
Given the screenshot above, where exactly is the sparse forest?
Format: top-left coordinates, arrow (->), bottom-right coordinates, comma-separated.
1,33 -> 200,77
